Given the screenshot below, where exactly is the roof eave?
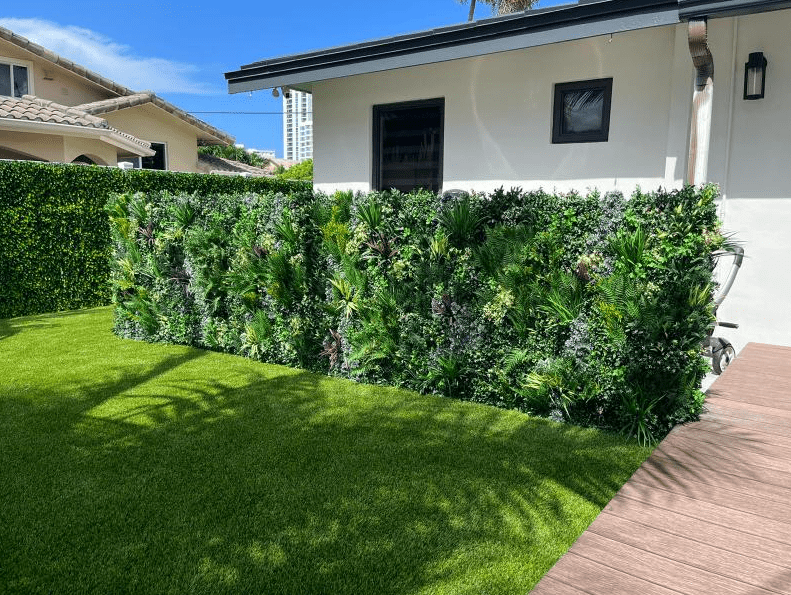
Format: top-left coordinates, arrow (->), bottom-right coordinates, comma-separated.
678,0 -> 791,18
226,0 -> 680,94
0,117 -> 155,156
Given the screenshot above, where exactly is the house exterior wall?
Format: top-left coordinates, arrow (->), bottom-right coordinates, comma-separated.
704,10 -> 791,352
103,103 -> 200,172
312,24 -> 690,195
62,135 -> 117,165
311,9 -> 791,351
0,129 -> 117,165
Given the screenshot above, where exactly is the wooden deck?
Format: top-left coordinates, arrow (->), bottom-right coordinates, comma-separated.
532,342 -> 791,594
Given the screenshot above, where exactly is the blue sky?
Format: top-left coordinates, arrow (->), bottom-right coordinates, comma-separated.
2,0 -> 565,157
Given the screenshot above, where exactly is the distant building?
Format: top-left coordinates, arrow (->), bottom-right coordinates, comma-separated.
249,148 -> 276,159
283,90 -> 312,162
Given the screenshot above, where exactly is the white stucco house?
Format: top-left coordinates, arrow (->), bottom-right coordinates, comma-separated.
226,0 -> 791,351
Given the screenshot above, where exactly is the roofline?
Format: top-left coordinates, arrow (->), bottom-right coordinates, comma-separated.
226,0 -> 680,93
77,93 -> 235,145
0,26 -> 135,97
0,118 -> 155,156
226,0 -> 791,94
678,0 -> 791,18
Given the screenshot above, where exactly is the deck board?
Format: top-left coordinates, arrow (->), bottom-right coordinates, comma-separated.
531,342 -> 791,593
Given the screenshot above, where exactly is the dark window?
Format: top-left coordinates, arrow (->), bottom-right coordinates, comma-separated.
0,63 -> 29,97
0,64 -> 11,96
373,98 -> 444,193
142,142 -> 167,170
552,78 -> 613,144
13,65 -> 28,96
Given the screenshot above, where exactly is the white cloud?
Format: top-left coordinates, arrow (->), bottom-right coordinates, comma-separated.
0,18 -> 216,94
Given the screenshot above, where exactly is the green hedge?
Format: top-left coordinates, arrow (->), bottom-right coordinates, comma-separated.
109,184 -> 724,443
0,161 -> 308,318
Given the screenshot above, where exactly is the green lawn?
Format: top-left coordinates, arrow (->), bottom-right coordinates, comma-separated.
0,307 -> 651,594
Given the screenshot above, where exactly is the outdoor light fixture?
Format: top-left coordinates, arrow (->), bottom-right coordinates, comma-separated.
271,87 -> 280,98
744,51 -> 767,100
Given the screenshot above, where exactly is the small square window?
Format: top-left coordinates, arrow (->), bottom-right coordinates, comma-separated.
552,78 -> 613,144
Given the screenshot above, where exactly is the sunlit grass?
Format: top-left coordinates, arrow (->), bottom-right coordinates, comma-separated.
0,307 -> 651,594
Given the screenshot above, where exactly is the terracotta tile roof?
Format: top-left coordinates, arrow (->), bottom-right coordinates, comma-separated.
77,92 -> 234,145
0,25 -> 234,145
0,95 -> 152,153
196,153 -> 272,177
0,95 -> 108,128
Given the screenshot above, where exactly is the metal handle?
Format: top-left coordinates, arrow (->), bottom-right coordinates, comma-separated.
714,246 -> 744,307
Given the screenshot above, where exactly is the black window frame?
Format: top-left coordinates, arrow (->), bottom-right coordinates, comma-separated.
372,97 -> 445,193
551,77 -> 613,144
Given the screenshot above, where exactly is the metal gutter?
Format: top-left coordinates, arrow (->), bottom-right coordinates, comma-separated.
686,18 -> 714,185
226,0 -> 680,93
678,0 -> 791,19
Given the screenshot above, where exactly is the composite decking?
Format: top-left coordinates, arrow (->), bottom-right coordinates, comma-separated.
531,342 -> 791,594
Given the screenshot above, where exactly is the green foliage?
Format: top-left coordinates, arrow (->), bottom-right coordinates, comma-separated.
198,144 -> 266,167
0,160 -> 308,318
277,158 -> 313,181
108,183 -> 722,443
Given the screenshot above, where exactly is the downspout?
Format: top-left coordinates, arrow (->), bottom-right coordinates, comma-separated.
687,18 -> 714,185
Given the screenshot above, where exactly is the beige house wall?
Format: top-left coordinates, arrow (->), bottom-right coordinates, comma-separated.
103,103 -> 200,172
62,135 -> 118,165
0,129 -> 118,165
0,130 -> 64,161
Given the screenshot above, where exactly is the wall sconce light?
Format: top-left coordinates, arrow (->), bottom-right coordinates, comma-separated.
271,87 -> 280,98
743,51 -> 767,100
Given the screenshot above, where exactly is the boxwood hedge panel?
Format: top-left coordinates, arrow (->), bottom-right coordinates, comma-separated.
0,161 -> 308,318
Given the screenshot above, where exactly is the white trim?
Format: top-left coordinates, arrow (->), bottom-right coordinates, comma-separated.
0,55 -> 35,96
0,117 -> 155,156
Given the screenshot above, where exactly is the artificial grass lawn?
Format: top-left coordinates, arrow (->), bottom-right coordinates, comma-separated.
0,307 -> 652,595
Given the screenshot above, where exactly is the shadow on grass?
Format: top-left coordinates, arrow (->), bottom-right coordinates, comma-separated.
0,309 -> 650,595
0,307 -> 99,341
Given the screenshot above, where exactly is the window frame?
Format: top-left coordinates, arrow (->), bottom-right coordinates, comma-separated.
551,77 -> 613,144
372,97 -> 445,193
0,56 -> 34,98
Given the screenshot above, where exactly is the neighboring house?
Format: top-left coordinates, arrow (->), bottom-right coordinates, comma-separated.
227,0 -> 791,350
0,26 -> 233,170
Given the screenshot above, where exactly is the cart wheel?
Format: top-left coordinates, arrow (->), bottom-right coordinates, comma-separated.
712,339 -> 736,375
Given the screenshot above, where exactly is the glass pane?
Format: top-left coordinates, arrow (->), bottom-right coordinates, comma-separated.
0,64 -> 11,96
142,143 -> 166,170
561,89 -> 604,134
379,104 -> 442,193
13,65 -> 28,97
